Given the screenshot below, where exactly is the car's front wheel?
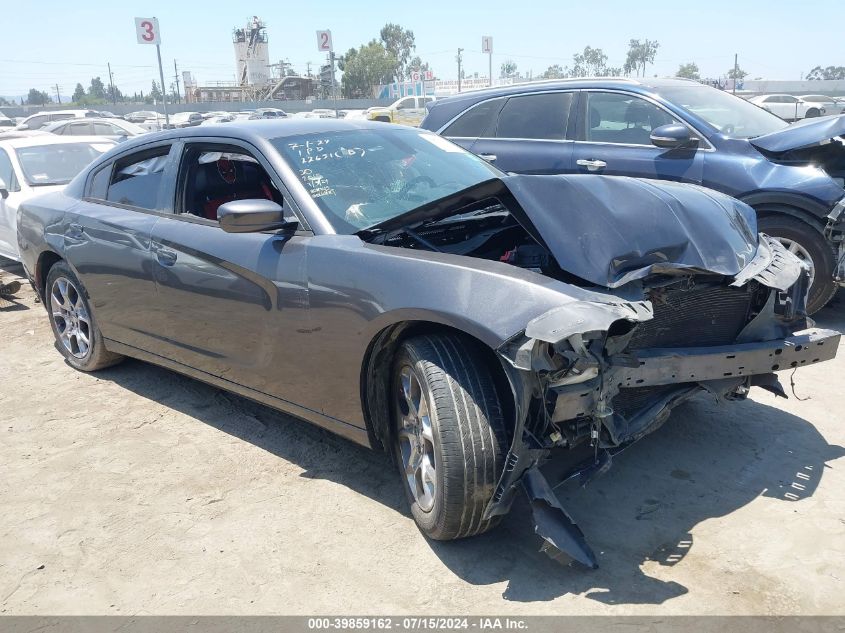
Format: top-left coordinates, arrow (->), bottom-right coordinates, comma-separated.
45,261 -> 123,371
757,214 -> 837,314
392,334 -> 507,541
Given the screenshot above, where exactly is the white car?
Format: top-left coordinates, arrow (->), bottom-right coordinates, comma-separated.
800,94 -> 845,115
42,118 -> 147,142
0,135 -> 115,261
748,94 -> 826,121
16,109 -> 101,131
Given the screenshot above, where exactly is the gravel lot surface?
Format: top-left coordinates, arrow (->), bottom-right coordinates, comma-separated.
1,259 -> 843,615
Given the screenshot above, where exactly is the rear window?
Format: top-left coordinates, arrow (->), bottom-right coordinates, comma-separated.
15,142 -> 112,186
496,92 -> 573,140
442,97 -> 505,138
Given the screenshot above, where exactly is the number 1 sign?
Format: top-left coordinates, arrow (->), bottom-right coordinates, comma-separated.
135,17 -> 161,45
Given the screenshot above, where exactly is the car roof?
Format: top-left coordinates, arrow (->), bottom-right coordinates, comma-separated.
116,118 -> 415,147
0,134 -> 115,149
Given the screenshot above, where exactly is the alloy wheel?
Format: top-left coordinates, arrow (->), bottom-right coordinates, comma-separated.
777,237 -> 816,288
50,277 -> 91,359
396,365 -> 437,512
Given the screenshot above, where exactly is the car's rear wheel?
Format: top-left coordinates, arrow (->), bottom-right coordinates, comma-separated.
45,261 -> 123,371
805,108 -> 821,118
392,334 -> 507,541
757,214 -> 837,314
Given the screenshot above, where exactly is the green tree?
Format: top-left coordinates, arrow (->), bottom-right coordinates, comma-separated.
807,65 -> 845,80
541,64 -> 565,79
72,83 -> 86,102
339,41 -> 398,98
147,80 -> 163,103
26,88 -> 51,105
624,39 -> 660,77
407,55 -> 430,75
727,65 -> 748,80
570,46 -> 618,77
379,23 -> 416,80
88,76 -> 106,100
676,62 -> 700,80
500,60 -> 518,79
0,96 -> 10,106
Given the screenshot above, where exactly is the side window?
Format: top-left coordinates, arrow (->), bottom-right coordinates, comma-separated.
782,96 -> 798,103
178,145 -> 286,222
0,148 -> 19,192
442,97 -> 505,138
94,122 -> 119,135
396,98 -> 414,111
51,114 -> 75,122
26,115 -> 47,129
585,92 -> 680,145
423,97 -> 434,105
67,121 -> 94,135
106,146 -> 171,210
88,163 -> 112,200
496,92 -> 573,140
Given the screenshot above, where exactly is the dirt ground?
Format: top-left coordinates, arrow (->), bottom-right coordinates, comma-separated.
1,258 -> 844,616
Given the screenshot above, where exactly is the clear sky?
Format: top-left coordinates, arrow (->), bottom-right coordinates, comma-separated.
2,0 -> 843,99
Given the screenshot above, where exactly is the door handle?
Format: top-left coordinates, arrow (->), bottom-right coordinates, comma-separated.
576,158 -> 607,172
66,223 -> 84,238
153,244 -> 177,266
478,154 -> 497,162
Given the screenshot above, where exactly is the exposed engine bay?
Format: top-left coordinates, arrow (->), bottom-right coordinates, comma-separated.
361,175 -> 840,568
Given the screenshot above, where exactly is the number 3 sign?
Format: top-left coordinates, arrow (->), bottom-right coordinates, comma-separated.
135,17 -> 161,45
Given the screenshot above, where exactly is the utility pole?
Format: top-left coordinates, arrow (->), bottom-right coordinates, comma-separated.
330,51 -> 338,116
733,53 -> 738,94
107,62 -> 116,105
54,84 -> 61,104
456,48 -> 464,93
173,59 -> 181,103
306,61 -> 312,78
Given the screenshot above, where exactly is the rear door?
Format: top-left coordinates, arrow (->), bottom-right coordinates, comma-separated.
65,121 -> 95,136
147,139 -> 311,400
462,91 -> 577,174
64,141 -> 176,350
570,90 -> 704,184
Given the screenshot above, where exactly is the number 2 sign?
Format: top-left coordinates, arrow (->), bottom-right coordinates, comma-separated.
316,30 -> 333,53
135,17 -> 161,45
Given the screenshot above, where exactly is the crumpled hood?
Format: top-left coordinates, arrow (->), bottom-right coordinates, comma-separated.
749,114 -> 845,154
503,174 -> 759,288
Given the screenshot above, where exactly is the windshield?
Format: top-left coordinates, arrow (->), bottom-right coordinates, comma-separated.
656,85 -> 789,138
273,128 -> 500,232
15,141 -> 112,186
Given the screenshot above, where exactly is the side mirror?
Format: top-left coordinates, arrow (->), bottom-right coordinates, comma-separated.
0,178 -> 8,200
217,199 -> 297,234
650,123 -> 695,149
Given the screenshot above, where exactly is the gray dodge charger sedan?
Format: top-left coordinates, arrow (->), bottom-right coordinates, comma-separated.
16,119 -> 840,567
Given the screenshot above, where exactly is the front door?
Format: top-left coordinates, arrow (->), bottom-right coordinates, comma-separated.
571,91 -> 704,184
148,141 -> 311,401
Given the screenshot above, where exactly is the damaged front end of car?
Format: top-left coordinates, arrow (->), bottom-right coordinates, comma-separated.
489,235 -> 840,569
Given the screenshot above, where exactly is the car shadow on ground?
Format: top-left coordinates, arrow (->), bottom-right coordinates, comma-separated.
90,294 -> 845,605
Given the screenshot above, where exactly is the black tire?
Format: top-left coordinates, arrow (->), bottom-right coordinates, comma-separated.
45,261 -> 123,371
374,116 -> 390,123
392,334 -> 507,541
805,108 -> 820,118
757,214 -> 837,314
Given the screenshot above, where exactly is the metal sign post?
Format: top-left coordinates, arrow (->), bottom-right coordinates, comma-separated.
136,17 -> 169,128
317,30 -> 338,117
482,36 -> 493,87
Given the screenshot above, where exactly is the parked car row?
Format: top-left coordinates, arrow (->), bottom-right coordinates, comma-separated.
421,77 -> 845,313
747,93 -> 845,121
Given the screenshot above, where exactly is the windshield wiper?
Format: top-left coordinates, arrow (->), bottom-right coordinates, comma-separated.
402,227 -> 441,252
